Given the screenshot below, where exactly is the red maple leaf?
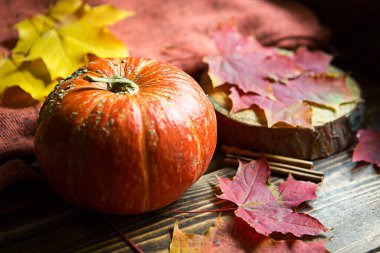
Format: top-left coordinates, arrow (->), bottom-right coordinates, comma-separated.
170,216 -> 328,253
229,86 -> 312,127
204,26 -> 332,95
209,23 -> 264,54
204,26 -> 358,128
217,158 -> 328,237
293,47 -> 332,73
228,74 -> 354,127
284,74 -> 353,110
204,26 -> 303,98
352,129 -> 380,167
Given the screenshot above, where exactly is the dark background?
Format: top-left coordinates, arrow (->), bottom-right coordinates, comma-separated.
302,0 -> 380,79
302,0 -> 380,127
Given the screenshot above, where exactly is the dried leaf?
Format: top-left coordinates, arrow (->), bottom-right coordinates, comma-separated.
228,74 -> 353,127
0,0 -> 131,101
204,28 -> 302,99
293,47 -> 332,73
285,74 -> 354,110
0,57 -> 54,101
204,26 -> 358,128
352,129 -> 380,167
170,216 -> 328,253
229,86 -> 313,128
217,158 -> 328,237
12,0 -> 132,80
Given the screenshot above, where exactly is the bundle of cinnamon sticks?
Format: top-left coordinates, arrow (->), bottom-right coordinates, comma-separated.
222,145 -> 324,182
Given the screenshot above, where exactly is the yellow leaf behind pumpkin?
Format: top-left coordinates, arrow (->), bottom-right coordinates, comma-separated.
3,0 -> 132,101
0,57 -> 55,101
12,0 -> 132,80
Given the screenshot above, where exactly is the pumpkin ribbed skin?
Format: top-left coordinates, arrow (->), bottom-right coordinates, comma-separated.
34,57 -> 217,214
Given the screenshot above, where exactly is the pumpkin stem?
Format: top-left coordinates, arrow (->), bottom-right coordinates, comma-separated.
85,75 -> 139,94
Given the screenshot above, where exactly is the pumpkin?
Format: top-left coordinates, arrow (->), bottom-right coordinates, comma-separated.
34,57 -> 217,214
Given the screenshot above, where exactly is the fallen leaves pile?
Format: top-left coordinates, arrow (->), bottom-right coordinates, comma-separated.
170,157 -> 328,252
204,25 -> 359,128
0,0 -> 131,101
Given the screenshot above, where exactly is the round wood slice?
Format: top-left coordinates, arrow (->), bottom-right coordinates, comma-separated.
202,67 -> 364,160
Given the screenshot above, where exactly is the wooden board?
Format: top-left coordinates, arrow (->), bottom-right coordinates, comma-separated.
202,66 -> 364,160
1,148 -> 380,252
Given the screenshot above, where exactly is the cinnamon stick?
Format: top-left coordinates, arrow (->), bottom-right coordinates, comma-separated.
225,154 -> 322,176
224,157 -> 324,183
222,145 -> 314,169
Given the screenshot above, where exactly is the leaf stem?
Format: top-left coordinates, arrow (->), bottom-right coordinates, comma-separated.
100,214 -> 144,253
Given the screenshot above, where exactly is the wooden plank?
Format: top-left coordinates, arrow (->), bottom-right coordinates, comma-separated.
0,169 -> 237,252
0,151 -> 380,252
310,152 -> 380,252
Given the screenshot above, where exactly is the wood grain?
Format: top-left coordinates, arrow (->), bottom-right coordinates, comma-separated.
0,150 -> 380,252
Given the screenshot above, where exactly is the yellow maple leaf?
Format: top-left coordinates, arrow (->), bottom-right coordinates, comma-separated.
12,0 -> 132,80
0,57 -> 56,101
0,0 -> 131,101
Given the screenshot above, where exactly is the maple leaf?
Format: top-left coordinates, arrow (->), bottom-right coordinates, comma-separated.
0,57 -> 55,101
170,216 -> 328,253
352,129 -> 380,167
228,74 -> 355,127
209,23 -> 263,54
286,74 -> 355,110
293,47 -> 332,74
0,0 -> 131,101
204,27 -> 302,99
229,86 -> 313,128
12,0 -> 132,80
217,158 -> 327,237
204,26 -> 359,128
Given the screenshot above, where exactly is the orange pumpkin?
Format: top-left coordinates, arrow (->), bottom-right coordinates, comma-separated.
34,57 -> 217,214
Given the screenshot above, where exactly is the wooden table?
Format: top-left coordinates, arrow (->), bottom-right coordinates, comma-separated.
0,146 -> 380,252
